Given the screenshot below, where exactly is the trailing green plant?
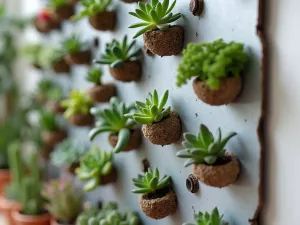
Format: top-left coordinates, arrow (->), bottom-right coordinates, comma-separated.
61,90 -> 93,118
183,207 -> 228,225
176,124 -> 237,166
62,34 -> 88,54
39,110 -> 60,132
128,0 -> 182,38
42,179 -> 83,223
22,43 -> 44,66
95,35 -> 142,68
76,147 -> 113,191
72,0 -> 112,21
89,97 -> 136,153
124,89 -> 170,125
132,168 -> 171,194
176,39 -> 248,90
86,67 -> 103,85
48,0 -> 70,9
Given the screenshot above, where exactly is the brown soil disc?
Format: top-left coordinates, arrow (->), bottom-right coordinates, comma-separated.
87,83 -> 116,103
108,128 -> 141,152
88,11 -> 116,31
64,50 -> 91,65
109,61 -> 142,82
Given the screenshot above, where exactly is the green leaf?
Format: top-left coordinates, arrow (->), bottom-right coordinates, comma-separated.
150,105 -> 159,116
132,188 -> 149,194
184,133 -> 198,146
89,126 -> 115,140
114,128 -> 131,153
128,22 -> 150,28
150,9 -> 159,24
158,90 -> 169,110
165,0 -> 177,15
199,124 -> 214,148
151,0 -> 158,7
162,0 -> 169,14
112,47 -> 123,59
153,90 -> 159,106
136,9 -> 151,22
184,159 -> 197,167
101,162 -> 112,175
110,60 -> 124,68
132,116 -> 153,124
133,24 -> 154,38
129,12 -> 141,19
176,150 -> 191,158
156,3 -> 164,18
150,177 -> 158,188
153,113 -> 163,122
204,156 -> 217,164
83,178 -> 99,192
219,132 -> 237,150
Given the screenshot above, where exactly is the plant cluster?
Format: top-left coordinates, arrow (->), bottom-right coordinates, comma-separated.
176,39 -> 248,90
132,168 -> 171,194
176,124 -> 237,166
39,110 -> 60,132
36,78 -> 63,102
39,47 -> 66,68
76,147 -> 113,191
62,34 -> 88,54
95,35 -> 142,68
48,0 -> 70,9
86,67 -> 103,85
128,0 -> 182,38
183,208 -> 228,225
22,43 -> 44,65
125,89 -> 170,125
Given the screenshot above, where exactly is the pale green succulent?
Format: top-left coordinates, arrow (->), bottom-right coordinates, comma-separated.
183,208 -> 228,225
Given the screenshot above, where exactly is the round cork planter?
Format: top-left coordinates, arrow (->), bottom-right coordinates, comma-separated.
64,50 -> 91,65
46,102 -> 65,114
108,128 -> 141,152
142,111 -> 181,145
53,5 -> 75,21
101,166 -> 118,185
34,17 -> 61,33
139,188 -> 177,219
88,11 -> 116,31
0,196 -> 22,225
0,170 -> 10,196
52,59 -> 70,73
143,25 -> 184,56
87,83 -> 116,103
192,153 -> 240,188
192,76 -> 242,106
42,130 -> 67,147
109,61 -> 142,82
12,210 -> 51,225
68,114 -> 94,127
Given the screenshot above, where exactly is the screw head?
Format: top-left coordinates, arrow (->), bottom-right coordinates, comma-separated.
189,0 -> 204,16
186,174 -> 199,193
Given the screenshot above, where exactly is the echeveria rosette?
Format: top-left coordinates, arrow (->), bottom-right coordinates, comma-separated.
76,147 -> 113,191
124,89 -> 170,125
132,168 -> 171,194
61,34 -> 87,54
95,35 -> 142,68
128,0 -> 182,38
183,208 -> 228,225
86,67 -> 103,85
176,124 -> 237,166
176,39 -> 248,90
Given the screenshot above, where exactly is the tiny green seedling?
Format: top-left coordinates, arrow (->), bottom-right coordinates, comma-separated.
86,67 -> 103,85
183,207 -> 228,225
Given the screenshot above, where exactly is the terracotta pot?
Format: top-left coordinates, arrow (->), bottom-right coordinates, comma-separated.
88,11 -> 116,31
64,50 -> 91,65
42,130 -> 67,147
52,59 -> 70,73
192,77 -> 242,106
143,25 -> 184,56
101,166 -> 118,185
12,210 -> 51,225
193,153 -> 240,188
108,128 -> 141,152
34,17 -> 61,33
139,188 -> 177,219
46,102 -> 65,114
109,61 -> 142,82
53,5 -> 74,21
0,170 -> 10,196
0,196 -> 22,225
87,83 -> 116,103
142,111 -> 181,145
65,162 -> 80,175
68,114 -> 94,127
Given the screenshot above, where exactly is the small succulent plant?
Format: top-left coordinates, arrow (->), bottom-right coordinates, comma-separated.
176,124 -> 237,166
36,78 -> 62,102
128,0 -> 182,38
39,110 -> 60,132
95,35 -> 142,68
125,89 -> 170,125
132,168 -> 171,194
76,147 -> 113,191
176,39 -> 248,90
42,179 -> 83,223
62,34 -> 88,54
72,0 -> 112,21
61,90 -> 93,118
86,67 -> 103,85
89,97 -> 136,153
48,0 -> 70,9
183,208 -> 228,225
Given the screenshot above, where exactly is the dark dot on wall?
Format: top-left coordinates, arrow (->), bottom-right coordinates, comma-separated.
245,119 -> 247,122
195,113 -> 198,117
196,32 -> 199,37
192,206 -> 196,214
210,112 -> 212,114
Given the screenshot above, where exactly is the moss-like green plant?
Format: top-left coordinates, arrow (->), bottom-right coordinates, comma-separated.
72,0 -> 112,21
128,0 -> 182,38
39,110 -> 60,132
95,35 -> 142,68
86,67 -> 103,85
76,147 -> 113,191
176,39 -> 248,90
48,0 -> 69,9
62,34 -> 88,54
176,124 -> 237,166
183,207 -> 228,225
124,89 -> 170,125
89,97 -> 136,153
132,168 -> 171,194
61,90 -> 93,118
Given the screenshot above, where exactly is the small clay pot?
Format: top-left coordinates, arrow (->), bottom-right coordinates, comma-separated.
66,162 -> 80,175
143,25 -> 184,56
193,153 -> 240,188
12,210 -> 51,225
87,83 -> 116,103
101,166 -> 118,185
109,61 -> 142,82
139,188 -> 177,219
192,77 -> 242,106
53,4 -> 74,21
64,50 -> 91,65
42,130 -> 67,147
34,17 -> 61,33
46,102 -> 66,114
108,128 -> 141,152
0,196 -> 22,225
52,59 -> 70,73
142,111 -> 181,145
0,170 -> 10,196
68,114 -> 94,127
88,11 -> 116,31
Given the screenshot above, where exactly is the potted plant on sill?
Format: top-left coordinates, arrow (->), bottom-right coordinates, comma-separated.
34,9 -> 61,33
132,167 -> 177,219
72,0 -> 116,31
22,43 -> 44,69
48,0 -> 75,21
89,97 -> 141,153
42,179 -> 83,225
95,35 -> 142,82
76,147 -> 117,191
183,207 -> 228,225
176,124 -> 240,188
85,67 -> 116,103
50,139 -> 89,174
176,39 -> 248,106
62,35 -> 91,65
128,0 -> 183,56
61,90 -> 94,126
125,89 -> 181,145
